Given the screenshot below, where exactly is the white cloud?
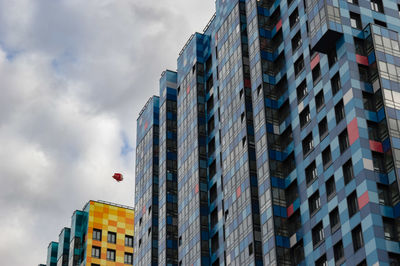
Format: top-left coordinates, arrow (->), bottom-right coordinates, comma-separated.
0,0 -> 214,264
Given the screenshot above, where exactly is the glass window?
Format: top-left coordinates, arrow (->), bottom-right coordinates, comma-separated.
300,106 -> 311,128
331,72 -> 341,95
315,254 -> 328,266
312,64 -> 321,83
309,191 -> 321,215
371,0 -> 384,13
343,159 -> 354,184
335,100 -> 345,124
302,133 -> 314,156
306,161 -> 317,185
289,8 -> 299,28
329,207 -> 340,232
318,117 -> 328,139
339,130 -> 349,154
334,241 -> 344,263
348,191 -> 359,217
315,90 -> 325,111
312,222 -> 325,247
294,55 -> 305,76
91,246 -> 101,258
291,31 -> 302,52
125,235 -> 134,247
378,184 -> 392,205
93,229 -> 102,241
107,249 -> 115,261
326,176 -> 336,199
107,232 -> 116,244
322,146 -> 332,168
297,80 -> 307,102
352,225 -> 364,251
124,252 -> 133,264
328,49 -> 338,67
350,12 -> 362,29
383,218 -> 397,241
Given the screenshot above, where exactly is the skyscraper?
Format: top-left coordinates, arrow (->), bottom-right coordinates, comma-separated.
134,0 -> 400,265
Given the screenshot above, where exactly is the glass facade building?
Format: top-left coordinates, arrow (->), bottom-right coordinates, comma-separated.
134,0 -> 400,265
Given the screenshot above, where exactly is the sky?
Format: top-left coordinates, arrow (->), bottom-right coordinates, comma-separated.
0,0 -> 215,264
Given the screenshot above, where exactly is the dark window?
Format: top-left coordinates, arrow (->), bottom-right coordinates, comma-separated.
339,130 -> 349,154
354,37 -> 366,55
319,117 -> 328,139
398,4 -> 400,17
210,183 -> 217,203
312,222 -> 325,247
358,64 -> 370,82
312,64 -> 321,83
107,249 -> 115,261
371,0 -> 384,13
91,246 -> 101,258
328,49 -> 338,67
367,121 -> 380,141
291,31 -> 302,52
372,152 -> 385,172
352,225 -> 364,251
362,91 -> 375,111
322,146 -> 332,168
374,19 -> 387,27
378,184 -> 392,205
300,106 -> 311,128
343,159 -> 354,184
306,161 -> 317,185
347,0 -> 358,5
315,254 -> 328,266
348,191 -> 359,217
290,8 -> 299,28
335,100 -> 345,124
309,191 -> 321,215
124,253 -> 133,264
107,232 -> 116,244
389,252 -> 400,265
93,229 -> 101,241
350,12 -> 362,29
125,235 -> 133,247
296,80 -> 307,102
326,176 -> 336,199
302,133 -> 314,156
211,209 -> 218,228
288,0 -> 294,7
294,55 -> 305,76
383,218 -> 397,241
331,72 -> 341,95
329,207 -> 340,233
334,241 -> 344,263
292,240 -> 305,264
315,90 -> 325,111
357,260 -> 367,266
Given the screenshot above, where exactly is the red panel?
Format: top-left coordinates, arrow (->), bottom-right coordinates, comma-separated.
236,186 -> 241,198
194,184 -> 199,194
348,118 -> 359,145
244,79 -> 251,88
275,19 -> 282,32
369,140 -> 383,153
287,204 -> 294,217
144,121 -> 148,130
310,54 -> 320,70
186,86 -> 190,94
356,54 -> 369,66
358,191 -> 369,210
215,33 -> 218,42
142,206 -> 146,215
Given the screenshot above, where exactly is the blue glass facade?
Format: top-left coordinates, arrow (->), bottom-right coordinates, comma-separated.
134,0 -> 400,265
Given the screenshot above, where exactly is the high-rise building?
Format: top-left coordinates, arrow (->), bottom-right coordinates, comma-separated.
43,200 -> 134,266
134,0 -> 400,265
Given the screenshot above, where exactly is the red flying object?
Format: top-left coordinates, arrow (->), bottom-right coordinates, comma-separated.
112,173 -> 123,182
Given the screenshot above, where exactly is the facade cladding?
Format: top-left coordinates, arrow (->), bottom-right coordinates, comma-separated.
43,201 -> 134,266
134,0 -> 400,265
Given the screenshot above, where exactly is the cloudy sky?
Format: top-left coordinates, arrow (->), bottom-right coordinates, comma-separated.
0,0 -> 214,264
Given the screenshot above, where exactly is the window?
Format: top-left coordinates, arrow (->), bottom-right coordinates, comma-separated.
312,64 -> 321,83
339,130 -> 349,154
383,218 -> 397,241
294,55 -> 305,76
315,254 -> 327,266
124,252 -> 133,264
292,31 -> 302,52
302,133 -> 314,156
322,146 -> 332,168
329,207 -> 340,233
312,222 -> 325,247
362,91 -> 375,111
91,246 -> 101,258
326,176 -> 336,199
367,121 -> 380,141
354,37 -> 366,55
335,100 -> 345,124
352,225 -> 364,251
296,80 -> 307,102
343,159 -> 354,184
125,235 -> 133,247
372,152 -> 385,172
328,49 -> 338,67
348,191 -> 359,217
315,90 -> 325,111
300,106 -> 311,128
309,191 -> 321,215
389,252 -> 400,265
289,8 -> 299,28
306,161 -> 317,185
107,232 -> 116,244
334,241 -> 344,264
350,12 -> 362,29
210,183 -> 217,203
318,118 -> 328,139
357,260 -> 367,266
347,0 -> 358,5
107,249 -> 116,261
374,19 -> 387,27
331,72 -> 341,95
398,4 -> 400,17
378,184 -> 392,205
371,0 -> 384,13
93,229 -> 102,241
358,64 -> 370,82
